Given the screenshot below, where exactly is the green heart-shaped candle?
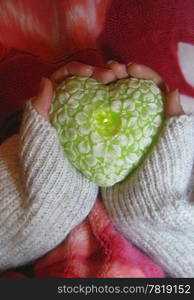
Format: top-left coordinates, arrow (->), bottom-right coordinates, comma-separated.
49,76 -> 164,187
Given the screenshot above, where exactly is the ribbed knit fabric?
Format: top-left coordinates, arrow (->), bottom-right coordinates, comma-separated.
0,101 -> 98,272
101,115 -> 194,278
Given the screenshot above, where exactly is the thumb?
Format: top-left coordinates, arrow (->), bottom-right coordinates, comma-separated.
32,77 -> 53,121
165,89 -> 184,117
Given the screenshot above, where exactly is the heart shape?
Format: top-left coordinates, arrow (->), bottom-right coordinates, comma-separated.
50,76 -> 164,187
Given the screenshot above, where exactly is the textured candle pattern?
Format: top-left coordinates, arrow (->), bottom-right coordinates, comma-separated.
50,76 -> 164,186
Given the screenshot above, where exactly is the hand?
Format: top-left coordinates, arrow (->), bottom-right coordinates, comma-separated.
32,60 -> 184,121
106,61 -> 184,117
32,61 -> 117,121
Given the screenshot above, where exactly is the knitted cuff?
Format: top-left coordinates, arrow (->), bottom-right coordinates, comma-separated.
19,100 -> 60,179
101,114 -> 194,222
0,100 -> 98,271
19,100 -> 98,210
19,100 -> 66,204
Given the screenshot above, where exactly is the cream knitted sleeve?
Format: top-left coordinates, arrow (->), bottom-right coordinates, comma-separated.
0,101 -> 98,272
101,115 -> 194,278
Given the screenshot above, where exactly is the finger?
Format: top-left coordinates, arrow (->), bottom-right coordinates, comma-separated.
127,63 -> 167,92
165,89 -> 184,117
107,60 -> 128,79
32,77 -> 53,121
92,67 -> 117,84
50,61 -> 94,83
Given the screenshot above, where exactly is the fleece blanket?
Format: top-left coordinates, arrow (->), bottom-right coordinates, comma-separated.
0,0 -> 194,278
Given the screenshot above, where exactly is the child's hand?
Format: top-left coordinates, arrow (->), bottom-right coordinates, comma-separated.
107,61 -> 184,117
32,61 -> 185,123
32,61 -> 117,121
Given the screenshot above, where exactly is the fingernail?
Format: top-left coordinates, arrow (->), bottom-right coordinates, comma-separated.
164,83 -> 170,92
174,89 -> 184,115
174,89 -> 180,103
175,89 -> 184,114
172,88 -> 179,101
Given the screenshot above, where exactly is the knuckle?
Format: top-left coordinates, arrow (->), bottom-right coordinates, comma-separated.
129,63 -> 143,74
